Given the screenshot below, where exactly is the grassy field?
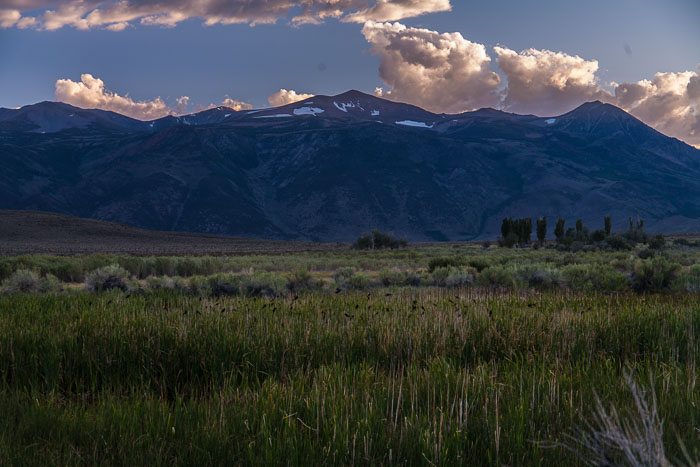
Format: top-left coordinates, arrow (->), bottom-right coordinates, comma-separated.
0,240 -> 699,465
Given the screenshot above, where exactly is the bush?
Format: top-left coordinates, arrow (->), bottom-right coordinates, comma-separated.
287,268 -> 313,292
1,269 -> 41,294
637,249 -> 655,260
85,265 -> 130,292
648,234 -> 665,250
379,268 -> 421,287
445,267 -> 476,288
632,258 -> 680,293
515,265 -> 563,290
1,269 -> 62,294
562,264 -> 629,293
353,230 -> 407,250
427,256 -> 467,273
241,272 -> 287,297
591,229 -> 607,243
467,257 -> 491,272
606,234 -> 633,251
671,265 -> 700,293
333,267 -> 356,288
497,232 -> 518,248
346,274 -> 370,290
145,276 -> 187,292
476,266 -> 516,289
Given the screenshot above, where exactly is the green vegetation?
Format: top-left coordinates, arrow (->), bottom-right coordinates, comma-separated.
0,238 -> 698,465
353,230 -> 407,250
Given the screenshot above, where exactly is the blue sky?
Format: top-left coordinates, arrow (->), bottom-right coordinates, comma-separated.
0,0 -> 698,145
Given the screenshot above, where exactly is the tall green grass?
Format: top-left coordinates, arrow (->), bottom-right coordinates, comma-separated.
0,289 -> 697,464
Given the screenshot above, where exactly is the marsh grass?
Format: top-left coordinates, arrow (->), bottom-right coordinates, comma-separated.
0,288 -> 697,465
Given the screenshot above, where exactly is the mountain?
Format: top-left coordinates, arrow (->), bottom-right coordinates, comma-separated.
1,91 -> 699,241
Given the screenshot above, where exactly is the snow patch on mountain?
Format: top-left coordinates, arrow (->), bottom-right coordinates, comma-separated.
254,114 -> 293,119
371,110 -> 380,116
396,120 -> 434,128
545,118 -> 556,124
294,107 -> 325,116
334,102 -> 356,113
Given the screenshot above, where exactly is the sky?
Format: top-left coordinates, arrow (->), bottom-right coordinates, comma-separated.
1,0 -> 699,146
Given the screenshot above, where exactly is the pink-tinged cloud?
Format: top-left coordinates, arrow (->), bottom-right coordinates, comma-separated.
268,89 -> 314,107
494,46 -> 611,116
362,21 -> 501,113
54,74 -> 251,120
0,0 -> 452,30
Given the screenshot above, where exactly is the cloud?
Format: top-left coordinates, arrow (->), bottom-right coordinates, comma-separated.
54,73 -> 251,120
0,9 -> 19,27
0,0 -> 452,30
361,21 -> 501,113
494,46 -> 612,116
342,0 -> 450,23
612,68 -> 700,148
268,89 -> 314,107
219,97 -> 253,111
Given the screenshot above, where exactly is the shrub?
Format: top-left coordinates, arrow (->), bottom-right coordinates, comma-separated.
673,238 -> 699,248
637,249 -> 655,260
476,266 -> 516,289
352,230 -> 407,250
241,272 -> 287,297
145,276 -> 187,291
333,267 -> 356,286
1,269 -> 41,294
515,265 -> 563,290
348,274 -> 371,290
287,268 -> 313,292
606,234 -> 633,251
445,267 -> 476,288
562,264 -> 628,292
671,265 -> 700,293
632,258 -> 680,293
1,269 -> 62,294
378,268 -> 421,287
467,257 -> 491,272
648,234 -> 665,250
591,229 -> 607,243
206,273 -> 241,296
497,232 -> 518,248
188,276 -> 212,295
427,256 -> 467,273
430,267 -> 451,287
85,265 -> 130,292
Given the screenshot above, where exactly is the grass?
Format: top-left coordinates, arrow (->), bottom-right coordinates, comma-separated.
0,288 -> 698,465
0,241 -> 698,465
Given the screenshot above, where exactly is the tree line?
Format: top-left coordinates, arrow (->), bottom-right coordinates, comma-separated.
499,216 -> 660,250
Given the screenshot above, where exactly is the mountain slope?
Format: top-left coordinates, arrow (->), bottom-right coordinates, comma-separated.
1,92 -> 699,241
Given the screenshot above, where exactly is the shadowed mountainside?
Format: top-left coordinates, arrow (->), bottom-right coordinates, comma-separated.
1,91 -> 699,241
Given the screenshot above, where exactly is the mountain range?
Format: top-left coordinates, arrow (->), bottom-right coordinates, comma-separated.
1,90 -> 699,241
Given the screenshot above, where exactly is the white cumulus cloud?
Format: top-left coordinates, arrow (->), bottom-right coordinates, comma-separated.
361,21 -> 501,113
268,89 -> 315,107
54,74 -> 251,120
612,68 -> 700,148
494,46 -> 612,116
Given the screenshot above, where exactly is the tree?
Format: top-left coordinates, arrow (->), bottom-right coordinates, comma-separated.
536,217 -> 547,245
554,218 -> 565,242
604,216 -> 612,237
576,219 -> 583,234
501,218 -> 512,239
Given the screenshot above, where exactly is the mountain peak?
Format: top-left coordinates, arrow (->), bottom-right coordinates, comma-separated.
332,89 -> 375,100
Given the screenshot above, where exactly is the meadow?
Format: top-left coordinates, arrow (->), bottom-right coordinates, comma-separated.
0,240 -> 699,465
